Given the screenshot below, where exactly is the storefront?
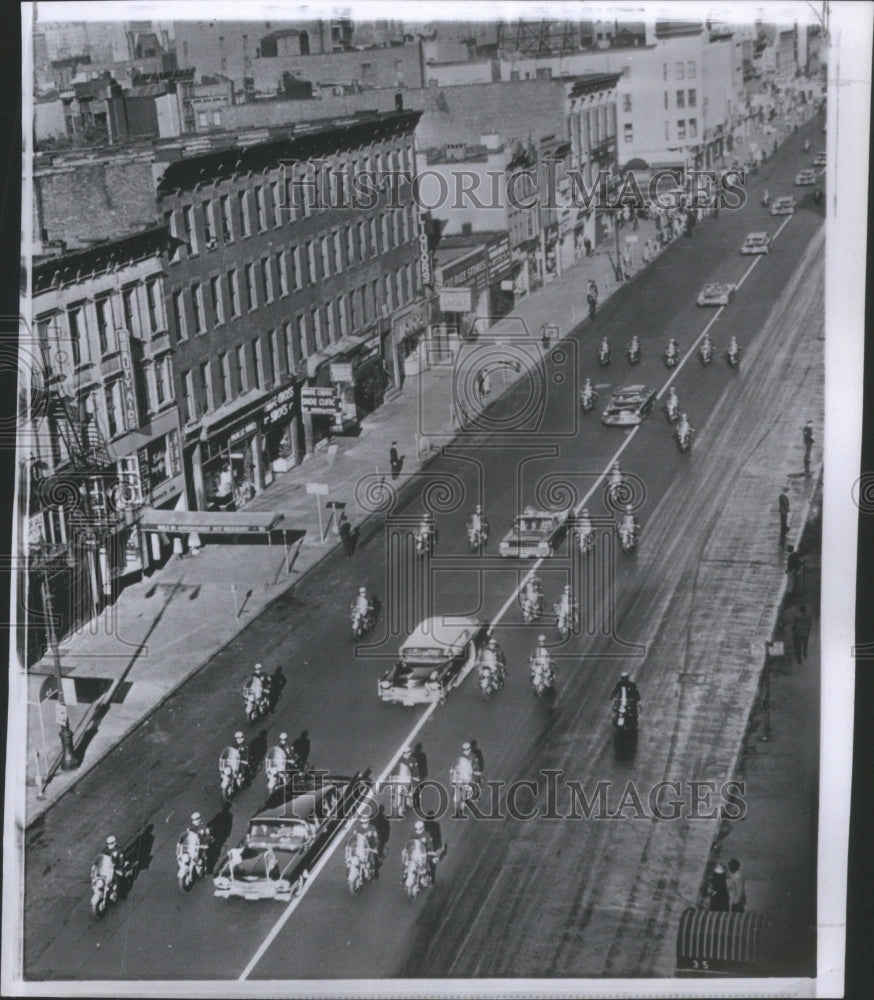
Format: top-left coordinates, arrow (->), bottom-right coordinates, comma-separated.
435,232 -> 515,336
391,297 -> 433,382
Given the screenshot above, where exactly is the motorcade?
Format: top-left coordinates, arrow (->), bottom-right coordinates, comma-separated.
499,506 -> 570,558
600,385 -> 657,427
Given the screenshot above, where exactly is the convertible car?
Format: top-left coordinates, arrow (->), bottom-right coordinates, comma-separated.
499,506 -> 570,558
740,232 -> 771,255
378,617 -> 489,706
770,196 -> 797,216
213,774 -> 368,901
601,384 -> 657,427
795,168 -> 817,186
696,283 -> 736,307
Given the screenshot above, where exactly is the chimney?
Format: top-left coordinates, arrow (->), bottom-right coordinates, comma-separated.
395,90 -> 404,111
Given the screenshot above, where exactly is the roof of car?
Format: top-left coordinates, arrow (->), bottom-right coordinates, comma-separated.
401,617 -> 479,655
252,778 -> 345,823
613,384 -> 648,395
746,232 -> 768,239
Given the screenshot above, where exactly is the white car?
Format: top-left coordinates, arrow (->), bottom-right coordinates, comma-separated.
813,151 -> 827,166
740,232 -> 771,255
696,283 -> 736,307
770,196 -> 797,216
794,169 -> 817,186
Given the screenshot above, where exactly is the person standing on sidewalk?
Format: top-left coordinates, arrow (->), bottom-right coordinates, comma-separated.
786,545 -> 801,597
792,605 -> 814,663
727,859 -> 747,913
778,487 -> 790,535
587,279 -> 598,320
338,513 -> 354,556
802,420 -> 814,471
389,441 -> 402,480
708,863 -> 730,912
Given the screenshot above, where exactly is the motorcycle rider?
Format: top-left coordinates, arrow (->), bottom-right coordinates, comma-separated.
598,336 -> 611,361
100,835 -> 127,897
417,511 -> 437,549
803,138 -> 810,152
610,672 -> 641,717
391,748 -> 415,815
619,505 -> 638,544
452,742 -> 479,799
700,333 -> 713,361
467,504 -> 489,544
627,334 -> 640,360
530,634 -> 554,685
578,508 -> 594,543
580,377 -> 596,407
762,187 -> 770,206
404,820 -> 437,885
727,335 -> 741,363
351,587 -> 372,630
665,385 -> 680,418
247,662 -> 271,707
677,411 -> 693,443
232,730 -> 250,778
609,461 -> 623,494
665,337 -> 679,361
522,573 -> 544,612
555,584 -> 575,628
182,812 -> 211,869
478,637 -> 506,682
468,739 -> 485,780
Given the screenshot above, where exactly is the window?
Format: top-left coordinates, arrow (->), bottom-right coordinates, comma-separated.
689,118 -> 698,138
220,195 -> 233,241
664,91 -> 669,110
155,356 -> 167,405
210,275 -> 224,324
325,301 -> 335,344
384,273 -> 393,312
283,321 -> 296,373
261,258 -> 273,302
306,241 -> 317,284
203,200 -> 215,246
332,231 -> 341,273
227,269 -> 240,316
275,251 -> 288,295
245,263 -> 257,310
181,370 -> 193,422
191,283 -> 205,333
401,205 -> 410,243
407,262 -> 415,300
338,294 -> 348,337
290,246 -> 300,290
147,279 -> 164,334
218,352 -> 230,401
623,123 -> 634,143
122,287 -> 137,336
296,313 -> 308,355
235,344 -> 247,393
212,109 -> 221,126
687,60 -> 696,78
172,290 -> 187,341
271,182 -> 282,227
369,217 -> 378,256
622,93 -> 632,113
373,279 -> 381,316
105,382 -> 121,436
67,305 -> 85,365
95,297 -> 113,354
392,211 -> 401,248
662,63 -> 667,81
676,89 -> 685,109
357,221 -> 366,262
255,186 -> 267,230
182,205 -> 197,253
238,191 -> 251,237
252,339 -> 262,389
665,121 -> 670,141
688,88 -> 697,108
284,174 -> 298,222
310,306 -> 322,349
199,361 -> 212,412
677,119 -> 686,140
303,166 -> 316,217
675,62 -> 684,79
381,214 -> 389,253
198,111 -> 208,129
268,329 -> 280,382
346,226 -> 355,266
320,235 -> 330,277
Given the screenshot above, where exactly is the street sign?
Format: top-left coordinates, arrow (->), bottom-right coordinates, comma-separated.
306,482 -> 329,495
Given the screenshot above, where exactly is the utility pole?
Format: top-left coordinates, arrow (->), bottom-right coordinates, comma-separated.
39,562 -> 78,771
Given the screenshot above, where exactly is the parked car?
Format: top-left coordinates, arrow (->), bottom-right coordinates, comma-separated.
740,231 -> 771,255
770,196 -> 797,216
499,506 -> 570,558
794,168 -> 817,186
378,617 -> 488,705
813,151 -> 827,166
213,774 -> 368,901
696,283 -> 737,307
601,384 -> 657,426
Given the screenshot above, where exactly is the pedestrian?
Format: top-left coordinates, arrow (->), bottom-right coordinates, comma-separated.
778,487 -> 790,535
587,279 -> 598,320
292,730 -> 311,768
802,420 -> 814,467
727,859 -> 747,913
786,544 -> 801,597
791,605 -> 813,663
389,440 -> 402,480
469,739 -> 485,778
338,513 -> 354,556
708,863 -> 730,912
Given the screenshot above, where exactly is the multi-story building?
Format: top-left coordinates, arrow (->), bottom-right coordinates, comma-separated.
23,227 -> 186,661
156,110 -> 425,512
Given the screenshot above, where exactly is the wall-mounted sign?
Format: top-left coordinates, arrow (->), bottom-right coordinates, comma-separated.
330,362 -> 354,383
439,287 -> 473,313
229,419 -> 258,444
263,384 -> 297,428
117,331 -> 138,431
301,386 -> 341,414
418,216 -> 432,287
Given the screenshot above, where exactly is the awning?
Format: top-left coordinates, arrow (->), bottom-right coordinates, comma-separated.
139,509 -> 286,534
676,908 -> 767,975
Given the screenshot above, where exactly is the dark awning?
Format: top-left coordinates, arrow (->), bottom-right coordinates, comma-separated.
139,509 -> 285,534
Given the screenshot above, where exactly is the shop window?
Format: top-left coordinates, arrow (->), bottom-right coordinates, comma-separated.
95,296 -> 114,354
210,275 -> 224,324
220,195 -> 233,242
172,290 -> 187,341
235,344 -> 247,392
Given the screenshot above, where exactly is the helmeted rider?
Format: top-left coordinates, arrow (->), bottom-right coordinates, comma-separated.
454,742 -> 479,789
628,334 -> 640,356
599,336 -> 610,356
581,377 -> 595,401
232,730 -> 250,774
609,461 -> 623,491
531,634 -> 550,667
479,637 -> 505,678
677,411 -> 692,439
556,583 -> 573,620
762,187 -> 770,205
183,811 -> 211,863
666,337 -> 679,358
353,587 -> 370,619
728,335 -> 740,359
524,573 -> 543,604
418,511 -> 437,546
578,508 -> 593,537
346,817 -> 380,878
468,739 -> 485,779
666,386 -> 680,412
268,731 -> 297,779
610,671 -> 641,712
620,505 -> 637,539
103,835 -> 126,875
803,138 -> 810,152
248,662 -> 271,702
468,504 -> 488,540
404,820 -> 437,883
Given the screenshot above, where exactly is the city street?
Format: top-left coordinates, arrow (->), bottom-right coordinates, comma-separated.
23,115 -> 823,981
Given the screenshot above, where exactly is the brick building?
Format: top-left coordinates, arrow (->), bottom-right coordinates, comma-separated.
156,110 -> 425,512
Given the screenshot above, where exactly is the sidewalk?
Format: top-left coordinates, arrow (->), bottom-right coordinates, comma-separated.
22,213 -> 660,824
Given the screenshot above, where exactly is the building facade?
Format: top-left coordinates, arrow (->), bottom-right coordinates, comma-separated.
156,111 -> 425,512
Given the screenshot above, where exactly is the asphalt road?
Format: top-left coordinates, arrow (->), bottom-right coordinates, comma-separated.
23,113 -> 825,983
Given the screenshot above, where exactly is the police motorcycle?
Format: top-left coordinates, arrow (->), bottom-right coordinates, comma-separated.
529,637 -> 556,697
662,387 -> 681,424
467,506 -> 489,552
698,333 -> 714,366
264,733 -> 306,793
576,509 -> 595,554
519,574 -> 545,623
402,822 -> 444,901
415,513 -> 436,556
243,663 -> 271,724
554,585 -> 578,639
345,823 -> 379,897
476,637 -> 506,700
626,335 -> 641,365
607,462 -> 626,504
612,685 -> 640,736
663,338 -> 680,369
597,337 -> 612,367
450,744 -> 481,813
674,413 -> 695,454
579,378 -> 598,413
176,814 -> 211,892
617,506 -> 640,555
389,748 -> 416,819
350,588 -> 376,639
90,837 -> 133,918
219,732 -> 250,802
725,337 -> 742,370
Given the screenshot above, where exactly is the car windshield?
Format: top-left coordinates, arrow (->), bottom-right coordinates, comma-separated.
515,517 -> 550,532
610,396 -> 640,409
246,819 -> 311,850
